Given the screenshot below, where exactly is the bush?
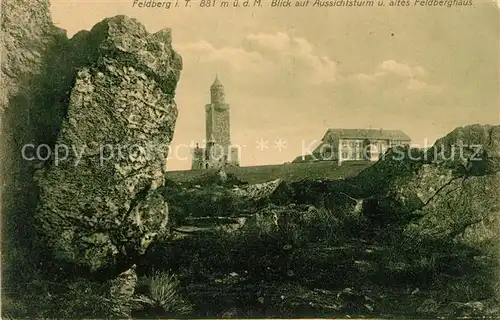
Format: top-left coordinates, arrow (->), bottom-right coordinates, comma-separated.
132,270 -> 193,318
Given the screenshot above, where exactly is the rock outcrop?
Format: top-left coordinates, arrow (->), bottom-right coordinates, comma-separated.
1,0 -> 72,284
163,178 -> 285,224
271,178 -> 363,212
428,124 -> 500,175
232,178 -> 284,201
355,124 -> 500,248
33,15 -> 182,273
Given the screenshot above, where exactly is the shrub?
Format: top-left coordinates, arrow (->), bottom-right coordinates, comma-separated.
133,271 -> 193,317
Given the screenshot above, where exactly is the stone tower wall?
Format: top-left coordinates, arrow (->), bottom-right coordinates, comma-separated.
192,76 -> 240,170
205,103 -> 231,148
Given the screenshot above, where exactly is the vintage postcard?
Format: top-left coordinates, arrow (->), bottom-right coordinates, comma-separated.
1,0 -> 499,318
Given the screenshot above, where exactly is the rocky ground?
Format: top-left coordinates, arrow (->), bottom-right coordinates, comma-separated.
137,124 -> 500,318
1,0 -> 499,318
141,171 -> 499,318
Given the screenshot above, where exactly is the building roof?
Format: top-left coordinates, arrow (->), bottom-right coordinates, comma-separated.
211,74 -> 223,88
292,154 -> 319,163
322,128 -> 411,142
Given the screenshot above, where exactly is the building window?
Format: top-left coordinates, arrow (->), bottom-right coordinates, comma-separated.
354,140 -> 363,160
341,151 -> 349,159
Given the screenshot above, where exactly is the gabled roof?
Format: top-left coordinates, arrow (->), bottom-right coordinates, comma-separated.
292,154 -> 320,163
321,128 -> 411,142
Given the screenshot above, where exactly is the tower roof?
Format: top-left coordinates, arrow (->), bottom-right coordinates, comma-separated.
211,74 -> 223,89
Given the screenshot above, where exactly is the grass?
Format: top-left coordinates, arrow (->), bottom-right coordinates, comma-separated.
132,271 -> 193,318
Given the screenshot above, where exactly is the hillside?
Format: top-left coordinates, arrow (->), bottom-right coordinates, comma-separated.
166,161 -> 372,184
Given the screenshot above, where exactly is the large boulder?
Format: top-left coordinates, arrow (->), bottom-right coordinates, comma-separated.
33,15 -> 182,273
271,178 -> 363,211
427,124 -> 500,175
1,0 -> 72,285
356,124 -> 500,248
1,0 -> 68,111
163,179 -> 283,223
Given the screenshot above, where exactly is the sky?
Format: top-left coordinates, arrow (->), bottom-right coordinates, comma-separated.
50,0 -> 499,170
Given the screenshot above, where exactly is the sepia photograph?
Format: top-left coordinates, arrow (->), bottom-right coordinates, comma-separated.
1,0 -> 499,318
